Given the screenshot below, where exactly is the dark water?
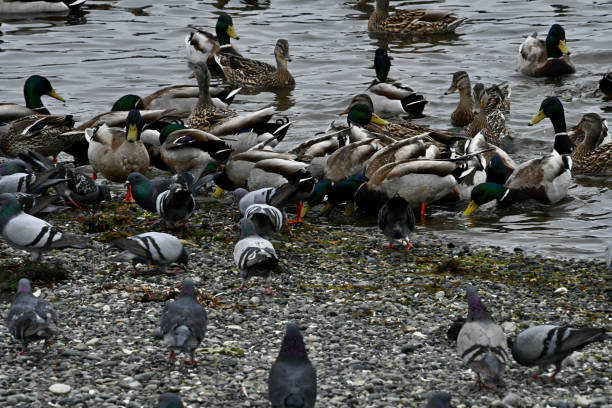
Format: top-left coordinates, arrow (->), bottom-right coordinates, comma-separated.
0,0 -> 610,259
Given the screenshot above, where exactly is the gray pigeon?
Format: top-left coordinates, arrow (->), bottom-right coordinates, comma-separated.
234,218 -> 279,295
509,325 -> 611,379
244,203 -> 285,237
378,194 -> 415,249
268,323 -> 317,408
457,285 -> 509,388
159,279 -> 208,363
0,193 -> 93,261
424,391 -> 454,408
6,278 -> 58,353
158,392 -> 184,408
110,232 -> 189,274
0,169 -> 64,194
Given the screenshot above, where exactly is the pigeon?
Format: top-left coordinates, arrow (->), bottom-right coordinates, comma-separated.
0,169 -> 65,194
11,192 -> 68,217
234,218 -> 279,295
111,232 -> 190,274
158,392 -> 184,408
509,325 -> 611,379
0,193 -> 93,261
0,158 -> 32,176
378,194 -> 415,249
126,172 -> 196,229
159,279 -> 208,363
244,203 -> 285,237
424,391 -> 454,408
268,323 -> 317,408
6,278 -> 58,353
457,285 -> 509,388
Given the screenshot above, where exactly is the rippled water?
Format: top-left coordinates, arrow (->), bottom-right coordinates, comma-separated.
0,0 -> 610,259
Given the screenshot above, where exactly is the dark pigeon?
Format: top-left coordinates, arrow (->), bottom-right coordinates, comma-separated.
0,158 -> 32,176
234,218 -> 278,295
268,323 -> 317,408
6,278 -> 58,353
509,325 -> 611,379
159,279 -> 208,363
457,285 -> 509,388
111,232 -> 189,274
424,391 -> 454,408
378,194 -> 415,249
158,392 -> 184,408
0,193 -> 93,261
12,192 -> 68,217
244,203 -> 285,237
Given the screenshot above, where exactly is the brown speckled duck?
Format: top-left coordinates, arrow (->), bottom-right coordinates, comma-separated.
444,71 -> 474,127
0,114 -> 77,158
569,113 -> 611,175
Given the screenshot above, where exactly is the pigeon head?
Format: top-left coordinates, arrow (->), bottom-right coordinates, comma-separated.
158,392 -> 184,408
234,188 -> 248,203
0,193 -> 22,222
238,217 -> 258,238
180,279 -> 196,297
278,323 -> 308,359
424,391 -> 453,408
466,285 -> 491,322
17,278 -> 32,295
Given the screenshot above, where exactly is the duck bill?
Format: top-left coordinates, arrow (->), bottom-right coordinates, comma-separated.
48,89 -> 65,102
462,200 -> 480,216
558,39 -> 570,55
444,85 -> 457,95
300,202 -> 311,218
227,25 -> 239,40
338,108 -> 349,116
126,124 -> 139,142
529,110 -> 546,126
370,113 -> 388,125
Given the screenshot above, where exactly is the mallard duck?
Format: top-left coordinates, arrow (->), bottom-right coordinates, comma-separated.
569,113 -> 611,175
472,81 -> 511,114
364,136 -> 428,179
0,75 -> 65,122
185,14 -> 241,76
0,0 -> 85,14
444,71 -> 474,127
464,104 -> 509,146
247,158 -> 314,191
324,137 -> 392,183
463,97 -> 574,215
85,109 -> 150,183
516,24 -> 575,77
365,48 -> 427,116
0,114 -> 77,158
215,39 -> 295,89
600,70 -> 612,97
363,0 -> 466,35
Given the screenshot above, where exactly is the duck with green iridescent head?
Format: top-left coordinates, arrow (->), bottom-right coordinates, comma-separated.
517,24 -> 575,77
463,97 -> 574,215
0,75 -> 65,123
365,48 -> 427,117
185,14 -> 241,76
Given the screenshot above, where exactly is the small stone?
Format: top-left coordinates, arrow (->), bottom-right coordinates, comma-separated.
102,305 -> 111,313
75,343 -> 88,351
49,383 -> 72,394
503,392 -> 523,407
502,321 -> 516,333
86,338 -> 100,346
434,290 -> 445,300
575,395 -> 591,407
554,287 -> 568,295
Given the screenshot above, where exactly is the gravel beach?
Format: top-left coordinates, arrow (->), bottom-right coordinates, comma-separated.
0,191 -> 610,408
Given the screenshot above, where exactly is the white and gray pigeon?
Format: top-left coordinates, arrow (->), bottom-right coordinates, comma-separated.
159,279 -> 208,364
424,391 -> 454,408
244,203 -> 285,237
509,325 -> 611,379
234,217 -> 279,295
457,285 -> 509,388
0,193 -> 93,261
6,278 -> 58,353
110,232 -> 189,274
268,323 -> 317,408
0,169 -> 64,194
378,194 -> 415,249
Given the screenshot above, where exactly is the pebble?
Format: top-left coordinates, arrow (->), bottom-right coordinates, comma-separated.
49,384 -> 71,395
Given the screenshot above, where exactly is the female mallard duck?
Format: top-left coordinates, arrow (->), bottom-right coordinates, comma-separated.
0,114 -> 77,158
464,99 -> 509,146
569,113 -> 611,175
0,75 -> 65,122
516,24 -> 575,77
185,14 -> 241,76
85,109 -> 150,183
363,0 -> 466,35
214,39 -> 295,89
444,71 -> 474,127
463,97 -> 574,215
0,0 -> 85,14
600,69 -> 612,97
472,81 -> 511,114
365,48 -> 427,117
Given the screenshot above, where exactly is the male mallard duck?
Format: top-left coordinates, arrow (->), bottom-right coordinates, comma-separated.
363,0 -> 466,35
600,69 -> 612,97
0,75 -> 65,122
85,109 -> 150,183
185,14 -> 241,76
569,113 -> 611,175
0,114 -> 77,158
365,48 -> 427,116
516,24 -> 575,77
0,0 -> 85,14
444,71 -> 474,127
215,39 -> 295,89
463,97 -> 574,215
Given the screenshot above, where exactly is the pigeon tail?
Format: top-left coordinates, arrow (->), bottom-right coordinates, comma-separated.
174,325 -> 192,348
284,393 -> 306,408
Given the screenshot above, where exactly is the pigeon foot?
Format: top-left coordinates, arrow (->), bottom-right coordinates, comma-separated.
43,339 -> 52,349
14,350 -> 27,355
166,268 -> 184,275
